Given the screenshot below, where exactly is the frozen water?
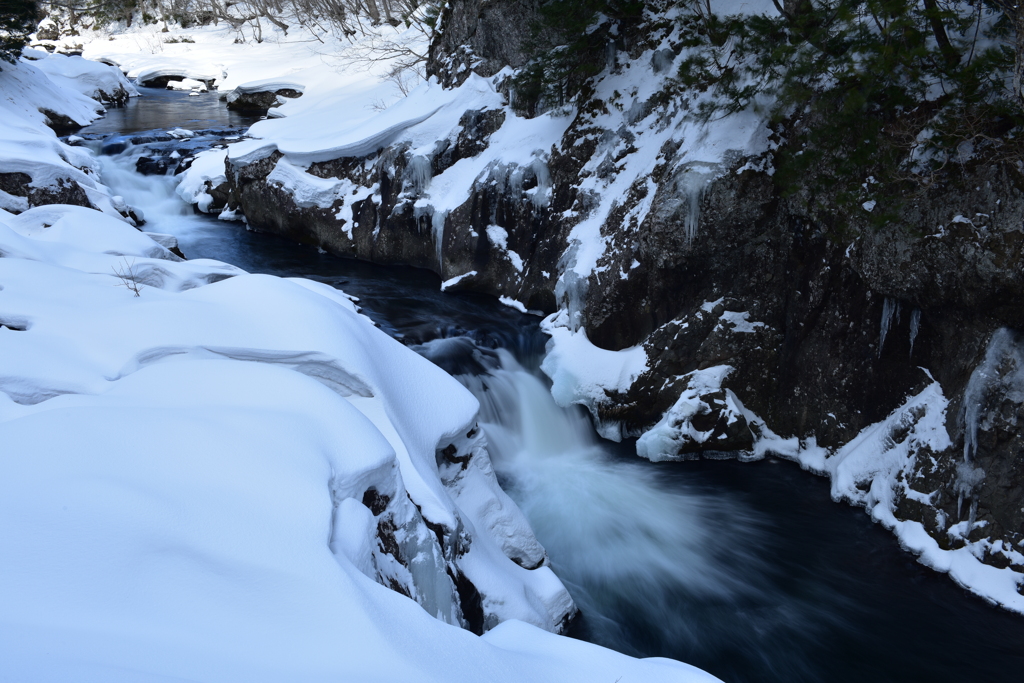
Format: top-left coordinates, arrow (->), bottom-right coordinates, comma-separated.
961,328 -> 1024,463
879,297 -> 901,358
909,307 -> 921,358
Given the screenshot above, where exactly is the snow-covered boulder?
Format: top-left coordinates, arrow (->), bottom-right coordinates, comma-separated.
31,51 -> 138,105
134,65 -> 217,89
34,17 -> 60,41
225,78 -> 304,112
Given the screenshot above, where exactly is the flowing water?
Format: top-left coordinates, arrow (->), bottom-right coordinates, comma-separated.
82,92 -> 1024,683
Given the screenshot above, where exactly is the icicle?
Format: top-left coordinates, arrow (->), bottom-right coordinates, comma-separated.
432,209 -> 448,267
529,157 -> 552,208
402,155 -> 433,196
878,297 -> 900,358
908,308 -> 921,359
952,329 -> 1024,520
682,172 -> 707,244
554,246 -> 587,331
960,328 -> 1021,462
954,460 -> 985,520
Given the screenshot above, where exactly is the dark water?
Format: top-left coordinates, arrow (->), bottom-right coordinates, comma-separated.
91,90 -> 1024,683
82,85 -> 259,135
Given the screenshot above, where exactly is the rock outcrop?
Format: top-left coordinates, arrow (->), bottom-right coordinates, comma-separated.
225,80 -> 304,113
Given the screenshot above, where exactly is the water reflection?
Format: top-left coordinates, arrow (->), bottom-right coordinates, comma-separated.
81,85 -> 259,135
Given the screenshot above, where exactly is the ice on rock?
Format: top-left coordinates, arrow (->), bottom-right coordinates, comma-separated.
403,154 -> 433,196
909,307 -> 921,358
878,296 -> 901,358
528,155 -> 553,208
961,328 -> 1024,463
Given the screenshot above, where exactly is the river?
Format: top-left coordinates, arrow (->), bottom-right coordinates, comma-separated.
81,89 -> 1024,683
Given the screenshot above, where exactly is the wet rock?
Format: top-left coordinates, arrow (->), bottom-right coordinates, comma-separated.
135,155 -> 177,176
427,0 -> 539,87
38,107 -> 88,135
0,171 -> 92,213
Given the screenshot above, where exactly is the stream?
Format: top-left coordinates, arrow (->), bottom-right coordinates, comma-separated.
82,90 -> 1024,683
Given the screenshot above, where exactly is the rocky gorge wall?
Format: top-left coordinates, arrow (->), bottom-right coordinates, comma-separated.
184,0 -> 1024,603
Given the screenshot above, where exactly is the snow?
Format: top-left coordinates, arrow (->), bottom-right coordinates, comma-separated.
0,53 -> 131,218
175,147 -> 227,211
540,310 -> 648,440
719,310 -> 765,333
441,271 -> 478,291
0,203 -> 718,682
487,225 -> 524,272
134,64 -> 219,85
499,295 -> 529,314
266,156 -> 352,209
636,366 -> 740,460
166,77 -> 207,91
31,51 -> 137,102
232,77 -> 305,94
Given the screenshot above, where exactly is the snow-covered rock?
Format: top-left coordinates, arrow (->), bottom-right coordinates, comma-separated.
225,77 -> 304,111
133,65 -> 219,88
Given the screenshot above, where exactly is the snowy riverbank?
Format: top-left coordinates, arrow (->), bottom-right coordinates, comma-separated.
0,202 -> 716,681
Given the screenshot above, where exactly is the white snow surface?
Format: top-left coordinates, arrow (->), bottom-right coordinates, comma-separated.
233,76 -> 305,93
0,204 -> 717,682
166,77 -> 207,91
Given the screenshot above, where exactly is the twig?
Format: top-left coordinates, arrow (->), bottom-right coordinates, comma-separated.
112,257 -> 143,297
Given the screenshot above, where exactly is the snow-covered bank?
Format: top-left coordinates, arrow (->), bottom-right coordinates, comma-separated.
0,203 -> 717,682
0,50 -> 135,218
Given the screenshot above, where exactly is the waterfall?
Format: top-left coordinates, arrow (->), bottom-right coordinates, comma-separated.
413,338 -> 769,651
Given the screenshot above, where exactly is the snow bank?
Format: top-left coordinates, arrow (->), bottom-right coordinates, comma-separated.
0,54 -> 132,218
81,19 -> 419,103
0,204 -> 717,682
30,50 -> 137,103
